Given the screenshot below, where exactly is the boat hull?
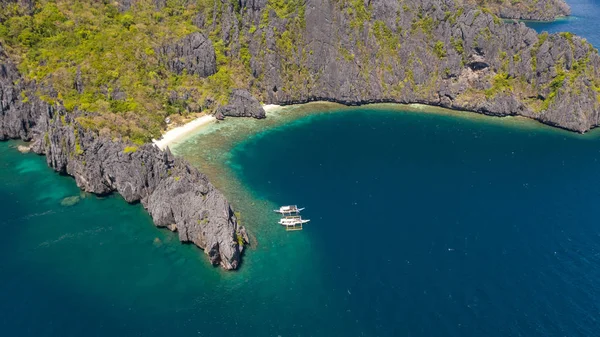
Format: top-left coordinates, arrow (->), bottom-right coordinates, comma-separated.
278,220 -> 310,226
274,206 -> 305,214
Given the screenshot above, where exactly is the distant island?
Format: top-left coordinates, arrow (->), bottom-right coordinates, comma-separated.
0,0 -> 597,269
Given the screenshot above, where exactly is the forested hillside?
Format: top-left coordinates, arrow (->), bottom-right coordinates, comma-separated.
2,0 -> 599,138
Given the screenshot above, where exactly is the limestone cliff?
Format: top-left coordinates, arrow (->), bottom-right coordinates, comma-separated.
158,32 -> 218,78
201,0 -> 600,133
0,43 -> 245,270
0,44 -> 47,140
215,89 -> 266,119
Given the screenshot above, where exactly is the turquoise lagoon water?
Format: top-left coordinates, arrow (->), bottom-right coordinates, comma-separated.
220,107 -> 600,336
4,106 -> 600,336
3,1 -> 600,336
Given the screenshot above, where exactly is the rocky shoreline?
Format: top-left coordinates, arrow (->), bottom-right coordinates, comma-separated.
1,0 -> 599,272
236,1 -> 600,134
0,44 -> 247,270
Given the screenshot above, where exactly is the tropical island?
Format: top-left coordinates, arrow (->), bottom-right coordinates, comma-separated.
0,0 -> 597,269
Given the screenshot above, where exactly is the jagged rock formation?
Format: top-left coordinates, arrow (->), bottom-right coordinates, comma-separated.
215,89 -> 266,119
463,0 -> 571,21
115,0 -> 191,12
158,32 -> 217,78
116,0 -> 134,12
0,0 -> 600,269
0,43 -> 245,270
200,0 -> 600,133
0,44 -> 47,140
35,116 -> 243,269
0,0 -> 597,271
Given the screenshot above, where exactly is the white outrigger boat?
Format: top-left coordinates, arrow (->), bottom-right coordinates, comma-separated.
278,216 -> 310,226
278,215 -> 310,231
275,206 -> 310,231
273,205 -> 305,215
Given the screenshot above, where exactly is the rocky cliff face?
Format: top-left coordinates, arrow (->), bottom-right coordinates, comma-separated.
463,0 -> 570,21
202,0 -> 600,133
0,43 -> 245,270
158,32 -> 217,78
215,89 -> 266,119
0,44 -> 48,140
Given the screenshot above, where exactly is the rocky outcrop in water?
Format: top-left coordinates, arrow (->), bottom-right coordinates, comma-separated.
202,0 -> 600,133
158,32 -> 217,78
0,42 -> 245,270
34,115 -> 244,269
215,89 -> 266,120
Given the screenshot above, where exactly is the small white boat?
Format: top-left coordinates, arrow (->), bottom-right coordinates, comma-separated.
278,216 -> 310,226
273,205 -> 305,214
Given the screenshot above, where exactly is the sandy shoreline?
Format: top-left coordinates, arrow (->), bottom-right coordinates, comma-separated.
153,105 -> 286,150
157,100 -> 572,151
153,114 -> 216,150
263,104 -> 283,113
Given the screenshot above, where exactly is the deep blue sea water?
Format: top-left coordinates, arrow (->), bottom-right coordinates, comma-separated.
229,109 -> 600,336
526,0 -> 600,46
2,1 -> 600,336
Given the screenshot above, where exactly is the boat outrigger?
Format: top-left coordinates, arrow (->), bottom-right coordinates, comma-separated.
275,205 -> 310,231
278,215 -> 310,231
273,205 -> 305,215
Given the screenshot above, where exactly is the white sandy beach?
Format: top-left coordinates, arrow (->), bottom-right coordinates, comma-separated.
263,104 -> 282,113
153,114 -> 216,150
153,104 -> 285,150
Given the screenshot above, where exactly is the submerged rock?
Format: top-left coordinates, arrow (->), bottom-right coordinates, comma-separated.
17,145 -> 31,153
60,196 -> 81,207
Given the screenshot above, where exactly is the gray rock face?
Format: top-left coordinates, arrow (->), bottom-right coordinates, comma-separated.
1,42 -> 243,270
115,0 -> 133,12
158,32 -> 217,78
115,0 -> 170,12
206,0 -> 600,133
0,0 -> 35,14
465,0 -> 572,21
215,89 -> 266,120
0,44 -> 47,141
35,117 -> 243,269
